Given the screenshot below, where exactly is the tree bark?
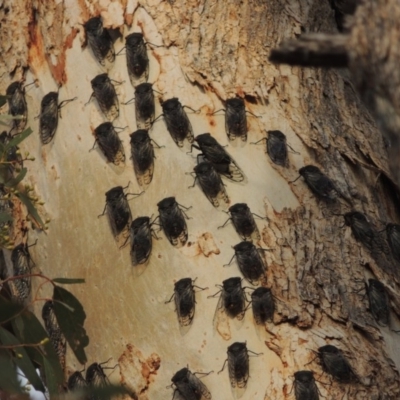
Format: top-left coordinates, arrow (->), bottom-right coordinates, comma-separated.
1,0 -> 400,399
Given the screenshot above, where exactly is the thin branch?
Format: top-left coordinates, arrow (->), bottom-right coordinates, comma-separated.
269,33 -> 349,68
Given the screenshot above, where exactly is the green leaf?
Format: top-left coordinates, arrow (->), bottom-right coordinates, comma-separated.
5,128 -> 33,151
0,95 -> 8,108
0,326 -> 44,392
11,310 -> 64,387
43,355 -> 61,395
53,278 -> 85,285
0,350 -> 24,394
15,191 -> 45,229
0,212 -> 13,223
4,168 -> 27,188
0,294 -> 24,324
53,286 -> 88,364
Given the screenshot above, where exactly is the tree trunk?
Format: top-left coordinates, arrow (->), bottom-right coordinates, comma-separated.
1,0 -> 400,399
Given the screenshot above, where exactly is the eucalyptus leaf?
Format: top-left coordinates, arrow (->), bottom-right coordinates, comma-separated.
15,191 -> 45,229
53,278 -> 85,285
5,128 -> 33,150
53,286 -> 89,364
0,326 -> 44,392
5,168 -> 27,188
0,294 -> 23,324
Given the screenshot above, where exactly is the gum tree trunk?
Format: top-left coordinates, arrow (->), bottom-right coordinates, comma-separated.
1,0 -> 400,399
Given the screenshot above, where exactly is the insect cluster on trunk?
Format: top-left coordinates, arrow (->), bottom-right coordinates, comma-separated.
192,133 -> 245,182
129,216 -> 154,266
130,129 -> 156,187
161,98 -> 194,147
225,98 -> 248,142
210,277 -> 247,321
251,287 -> 274,325
8,242 -> 35,304
125,32 -> 149,86
134,83 -> 155,130
366,279 -> 390,327
219,203 -> 260,241
84,17 -> 115,67
99,186 -> 137,239
293,370 -> 319,400
316,345 -> 357,383
93,122 -> 125,165
6,81 -> 28,132
42,300 -> 67,369
90,74 -> 119,121
191,161 -> 229,208
297,165 -> 337,201
156,197 -> 190,247
225,241 -> 267,285
170,367 -> 212,400
39,91 -> 76,144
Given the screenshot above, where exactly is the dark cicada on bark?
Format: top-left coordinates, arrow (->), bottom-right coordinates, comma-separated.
192,133 -> 245,182
161,98 -> 194,147
191,161 -> 229,207
84,17 -> 115,67
219,342 -> 260,390
219,203 -> 260,241
167,278 -> 196,327
42,300 -> 67,370
86,362 -> 109,386
293,371 -> 319,400
6,81 -> 27,132
90,74 -> 119,121
266,130 -> 288,166
386,223 -> 400,262
8,242 -> 35,304
344,211 -> 385,252
93,122 -> 125,165
210,277 -> 246,321
125,33 -> 149,86
130,129 -> 155,187
68,370 -> 88,391
317,345 -> 357,383
251,287 -> 274,325
225,241 -> 267,285
99,186 -> 141,239
134,83 -> 155,130
297,165 -> 337,201
157,197 -> 190,247
366,279 -> 389,327
86,361 -> 113,400
129,216 -> 154,266
39,91 -> 76,144
225,98 -> 247,142
171,367 -> 212,400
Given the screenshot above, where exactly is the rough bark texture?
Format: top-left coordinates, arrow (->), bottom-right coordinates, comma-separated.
1,0 -> 400,399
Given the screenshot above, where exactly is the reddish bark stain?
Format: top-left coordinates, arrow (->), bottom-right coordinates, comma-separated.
49,29 -> 79,85
28,12 -> 46,72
